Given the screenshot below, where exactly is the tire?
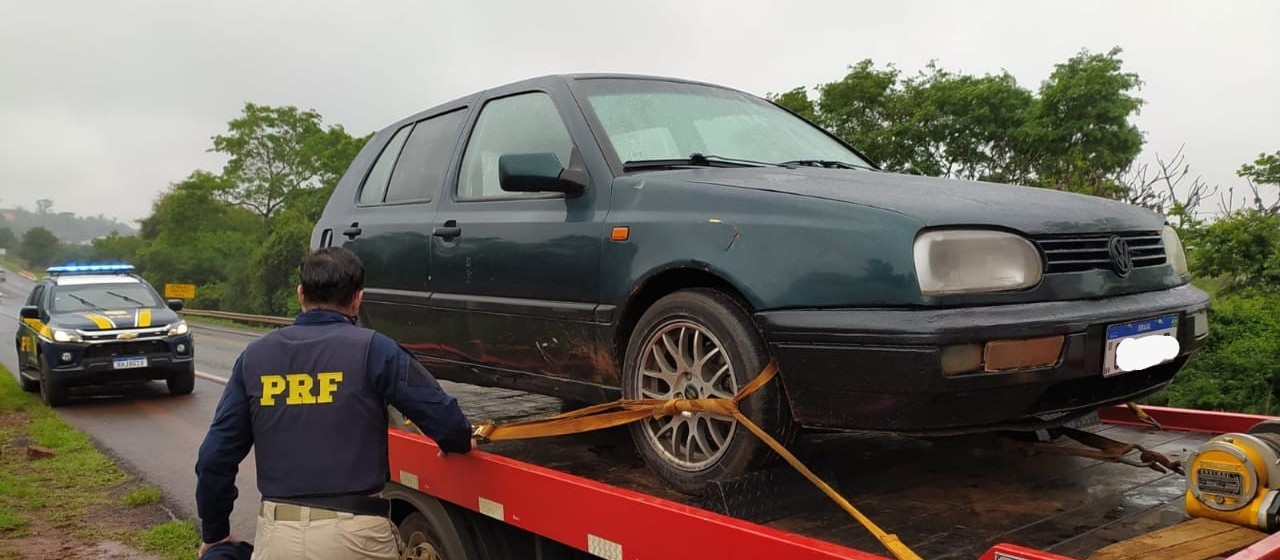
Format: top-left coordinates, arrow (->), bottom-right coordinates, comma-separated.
19,370 -> 39,392
621,288 -> 798,495
397,506 -> 475,560
39,357 -> 68,407
167,363 -> 195,396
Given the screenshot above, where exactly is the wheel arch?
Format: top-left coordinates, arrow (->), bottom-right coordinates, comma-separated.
613,266 -> 761,371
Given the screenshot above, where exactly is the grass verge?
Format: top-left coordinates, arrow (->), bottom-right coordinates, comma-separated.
138,520 -> 201,560
0,364 -> 198,558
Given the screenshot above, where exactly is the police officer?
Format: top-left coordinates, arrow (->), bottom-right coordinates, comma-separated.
194,247 -> 474,559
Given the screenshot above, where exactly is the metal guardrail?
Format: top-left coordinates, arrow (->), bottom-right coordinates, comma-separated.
181,308 -> 294,327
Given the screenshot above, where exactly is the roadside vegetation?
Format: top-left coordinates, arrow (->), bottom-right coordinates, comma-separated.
0,45 -> 1275,413
0,364 -> 199,559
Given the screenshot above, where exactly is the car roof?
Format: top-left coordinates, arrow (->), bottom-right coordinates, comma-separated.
392,73 -> 751,130
51,275 -> 143,287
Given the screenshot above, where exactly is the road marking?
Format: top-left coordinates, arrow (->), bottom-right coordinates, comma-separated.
196,370 -> 229,385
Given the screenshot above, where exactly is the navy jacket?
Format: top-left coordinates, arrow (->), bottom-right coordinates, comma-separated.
194,309 -> 472,543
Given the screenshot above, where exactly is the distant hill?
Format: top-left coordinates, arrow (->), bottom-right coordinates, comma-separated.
0,208 -> 136,244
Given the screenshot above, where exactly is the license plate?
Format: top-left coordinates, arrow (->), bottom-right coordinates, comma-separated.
112,357 -> 148,370
1103,314 -> 1179,377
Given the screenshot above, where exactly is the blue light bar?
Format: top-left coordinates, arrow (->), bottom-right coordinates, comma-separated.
46,263 -> 136,275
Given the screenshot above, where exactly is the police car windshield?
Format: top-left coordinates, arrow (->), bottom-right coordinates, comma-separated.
52,284 -> 162,313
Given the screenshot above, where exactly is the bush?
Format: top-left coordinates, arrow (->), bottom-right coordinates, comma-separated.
1158,294 -> 1280,414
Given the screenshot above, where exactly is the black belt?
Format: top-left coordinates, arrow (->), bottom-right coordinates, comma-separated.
271,494 -> 391,518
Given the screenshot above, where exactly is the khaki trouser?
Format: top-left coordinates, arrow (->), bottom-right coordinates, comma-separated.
251,500 -> 400,560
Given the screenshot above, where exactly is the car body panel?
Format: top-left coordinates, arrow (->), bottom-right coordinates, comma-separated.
312,73 -> 1211,434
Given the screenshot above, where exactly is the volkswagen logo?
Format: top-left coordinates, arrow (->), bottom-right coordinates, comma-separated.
1108,236 -> 1133,277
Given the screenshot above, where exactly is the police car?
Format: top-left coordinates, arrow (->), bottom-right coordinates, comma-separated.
14,264 -> 195,406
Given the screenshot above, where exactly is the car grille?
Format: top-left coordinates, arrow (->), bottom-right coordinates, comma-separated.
1032,231 -> 1166,274
84,341 -> 169,359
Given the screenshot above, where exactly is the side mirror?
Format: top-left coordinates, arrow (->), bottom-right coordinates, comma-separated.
498,152 -> 586,195
167,299 -> 185,312
20,306 -> 39,320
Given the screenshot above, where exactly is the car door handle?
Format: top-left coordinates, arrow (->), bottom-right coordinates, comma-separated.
433,220 -> 461,239
342,223 -> 362,239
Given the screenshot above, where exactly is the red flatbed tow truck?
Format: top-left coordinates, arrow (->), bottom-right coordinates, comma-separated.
381,395 -> 1280,560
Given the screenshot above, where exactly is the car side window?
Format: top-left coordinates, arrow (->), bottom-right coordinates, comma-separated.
384,109 -> 468,204
357,125 -> 413,205
457,92 -> 575,199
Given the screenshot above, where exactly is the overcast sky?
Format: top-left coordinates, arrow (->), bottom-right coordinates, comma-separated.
1,0 -> 1276,224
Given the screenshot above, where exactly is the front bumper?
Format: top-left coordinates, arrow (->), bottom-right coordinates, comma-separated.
42,334 -> 194,386
757,284 -> 1211,434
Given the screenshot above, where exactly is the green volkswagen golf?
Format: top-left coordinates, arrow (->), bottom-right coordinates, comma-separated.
311,74 -> 1210,493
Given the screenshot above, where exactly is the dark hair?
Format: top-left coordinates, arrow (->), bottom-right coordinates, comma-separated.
299,247 -> 365,307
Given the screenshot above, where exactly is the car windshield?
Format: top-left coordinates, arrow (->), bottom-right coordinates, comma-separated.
51,283 -> 162,313
578,78 -> 871,169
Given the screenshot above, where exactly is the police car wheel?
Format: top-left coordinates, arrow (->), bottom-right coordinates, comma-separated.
167,365 -> 195,396
19,371 -> 39,393
38,359 -> 68,407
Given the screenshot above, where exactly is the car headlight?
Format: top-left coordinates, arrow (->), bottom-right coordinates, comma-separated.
1162,225 -> 1188,277
168,321 -> 189,336
52,329 -> 83,343
913,229 -> 1043,296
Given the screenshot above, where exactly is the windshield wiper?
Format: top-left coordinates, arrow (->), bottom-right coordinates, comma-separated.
67,293 -> 106,311
106,290 -> 148,307
624,153 -> 783,171
779,159 -> 876,171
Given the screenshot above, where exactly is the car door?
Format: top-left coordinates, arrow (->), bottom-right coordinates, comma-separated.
17,283 -> 47,371
326,107 -> 471,343
425,87 -> 611,390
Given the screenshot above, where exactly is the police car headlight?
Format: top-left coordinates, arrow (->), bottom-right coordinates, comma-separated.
168,321 -> 189,336
52,329 -> 83,343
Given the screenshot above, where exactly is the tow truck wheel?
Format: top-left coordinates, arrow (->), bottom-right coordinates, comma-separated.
622,288 -> 798,495
38,358 -> 68,407
167,364 -> 195,396
397,508 -> 473,560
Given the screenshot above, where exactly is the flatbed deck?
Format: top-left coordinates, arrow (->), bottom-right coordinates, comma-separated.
428,380 -> 1216,559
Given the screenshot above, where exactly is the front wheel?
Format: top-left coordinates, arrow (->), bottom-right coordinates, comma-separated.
622,289 -> 797,495
19,370 -> 39,392
39,358 -> 68,407
167,363 -> 195,396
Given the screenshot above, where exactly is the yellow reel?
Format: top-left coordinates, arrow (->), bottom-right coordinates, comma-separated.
1185,420 -> 1280,531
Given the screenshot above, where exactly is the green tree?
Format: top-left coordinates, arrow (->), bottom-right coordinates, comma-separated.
776,47 -> 1145,198
813,59 -> 901,167
888,63 -> 1036,182
135,171 -> 260,307
768,87 -> 817,122
1187,210 -> 1280,293
19,227 -> 60,267
211,103 -> 366,222
1030,47 -> 1144,197
1237,150 -> 1280,214
246,209 -> 315,316
0,227 -> 15,249
1239,150 -> 1280,187
91,231 -> 145,262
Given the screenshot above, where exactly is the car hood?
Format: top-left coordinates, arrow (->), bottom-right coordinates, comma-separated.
49,307 -> 180,331
683,167 -> 1165,234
